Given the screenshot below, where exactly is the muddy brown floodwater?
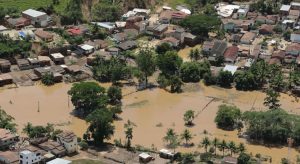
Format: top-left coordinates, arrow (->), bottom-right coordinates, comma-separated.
0,82 -> 299,163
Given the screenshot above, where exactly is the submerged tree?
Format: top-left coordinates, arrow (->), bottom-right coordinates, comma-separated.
264,88 -> 281,110
85,109 -> 114,146
0,108 -> 17,132
181,129 -> 193,145
41,72 -> 55,86
201,137 -> 210,152
183,110 -> 195,126
107,86 -> 122,105
124,120 -> 136,150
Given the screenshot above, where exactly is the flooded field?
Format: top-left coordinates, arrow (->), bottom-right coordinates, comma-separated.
0,82 -> 299,163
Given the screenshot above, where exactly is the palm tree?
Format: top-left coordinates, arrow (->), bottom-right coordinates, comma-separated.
184,110 -> 195,126
163,128 -> 176,145
125,127 -> 133,149
228,141 -> 236,156
201,137 -> 210,152
219,140 -> 227,157
124,120 -> 136,149
212,137 -> 219,155
194,48 -> 200,61
181,129 -> 193,145
238,143 -> 246,153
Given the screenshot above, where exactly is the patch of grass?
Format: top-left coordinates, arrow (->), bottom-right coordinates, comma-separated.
125,100 -> 148,108
165,0 -> 187,8
72,159 -> 103,164
0,0 -> 68,14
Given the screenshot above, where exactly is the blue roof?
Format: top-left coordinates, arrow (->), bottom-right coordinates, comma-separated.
19,31 -> 26,38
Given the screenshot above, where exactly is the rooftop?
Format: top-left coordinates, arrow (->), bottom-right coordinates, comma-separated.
46,158 -> 71,164
57,131 -> 76,143
51,53 -> 64,59
223,65 -> 238,75
22,9 -> 46,18
280,5 -> 291,11
0,151 -> 19,163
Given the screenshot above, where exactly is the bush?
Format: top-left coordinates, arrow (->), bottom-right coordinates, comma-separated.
238,153 -> 251,164
41,73 -> 55,86
215,105 -> 241,130
203,72 -> 217,85
217,70 -> 233,87
79,141 -> 88,150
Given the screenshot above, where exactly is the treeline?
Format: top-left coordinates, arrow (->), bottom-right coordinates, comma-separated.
215,104 -> 300,146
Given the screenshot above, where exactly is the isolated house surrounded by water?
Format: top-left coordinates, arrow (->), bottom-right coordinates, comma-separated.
22,9 -> 48,27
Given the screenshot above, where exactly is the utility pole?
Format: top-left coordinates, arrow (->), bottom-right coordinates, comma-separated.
287,137 -> 294,163
37,101 -> 40,113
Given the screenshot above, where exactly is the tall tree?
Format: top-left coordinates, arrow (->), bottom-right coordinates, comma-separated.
163,128 -> 176,145
156,51 -> 183,77
136,45 -> 156,88
68,82 -> 108,116
86,109 -> 114,146
228,141 -> 236,156
212,137 -> 219,155
264,88 -> 281,110
217,71 -> 233,87
64,0 -> 83,24
238,143 -> 246,154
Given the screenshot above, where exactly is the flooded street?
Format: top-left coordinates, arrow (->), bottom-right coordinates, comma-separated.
0,82 -> 299,163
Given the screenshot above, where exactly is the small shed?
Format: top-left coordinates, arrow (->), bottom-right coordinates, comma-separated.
16,59 -> 31,70
38,56 -> 51,66
80,44 -> 94,55
27,58 -> 40,68
0,59 -> 11,73
50,53 -> 65,65
139,152 -> 154,163
0,73 -> 13,86
65,65 -> 81,75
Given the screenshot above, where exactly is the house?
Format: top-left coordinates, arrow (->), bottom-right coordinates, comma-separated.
269,50 -> 285,65
22,9 -> 48,27
286,43 -> 300,56
66,27 -> 82,36
230,34 -> 241,43
238,45 -> 250,57
221,19 -> 254,32
159,10 -> 188,24
139,153 -> 154,163
79,44 -> 94,55
50,53 -> 64,65
251,44 -> 261,59
288,10 -> 300,22
46,158 -> 71,164
259,24 -> 273,35
0,25 -> 8,32
34,30 -> 53,42
65,65 -> 82,75
159,149 -> 177,159
216,3 -> 240,18
107,47 -> 120,55
255,15 -> 267,24
124,29 -> 139,39
19,150 -> 43,164
202,41 -> 214,53
85,40 -> 108,50
184,32 -> 197,46
153,24 -> 169,38
223,65 -> 238,75
16,59 -> 31,70
224,46 -> 239,64
0,129 -> 18,150
115,21 -> 127,29
34,67 -> 51,77
7,17 -> 31,29
133,8 -> 151,17
285,54 -> 297,64
291,2 -> 300,10
118,41 -> 137,51
125,16 -> 145,32
0,59 -> 11,73
280,5 -> 291,16
222,156 -> 237,164
240,32 -> 256,44
38,56 -> 51,66
161,37 -> 180,47
237,8 -> 248,18
291,33 -> 300,43
34,140 -> 67,157
0,151 -> 19,164
92,22 -> 115,31
27,58 -> 40,68
56,131 -> 78,154
266,15 -> 278,25
246,12 -> 258,20
211,40 -> 227,57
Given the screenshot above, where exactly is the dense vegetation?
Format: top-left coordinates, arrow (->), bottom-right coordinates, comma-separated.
214,105 -> 241,130
0,34 -> 31,59
0,108 -> 17,132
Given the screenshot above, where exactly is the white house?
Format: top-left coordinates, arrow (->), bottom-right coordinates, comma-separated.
19,150 -> 42,164
22,9 -> 48,27
80,44 -> 95,55
57,131 -> 78,154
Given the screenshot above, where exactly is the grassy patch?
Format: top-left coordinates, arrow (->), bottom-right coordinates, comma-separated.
72,159 -> 103,164
0,0 -> 67,14
125,100 -> 149,108
164,0 -> 187,8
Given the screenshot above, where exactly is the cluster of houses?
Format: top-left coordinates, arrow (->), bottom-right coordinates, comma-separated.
0,5 -> 200,87
206,2 -> 300,78
0,128 -> 76,164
